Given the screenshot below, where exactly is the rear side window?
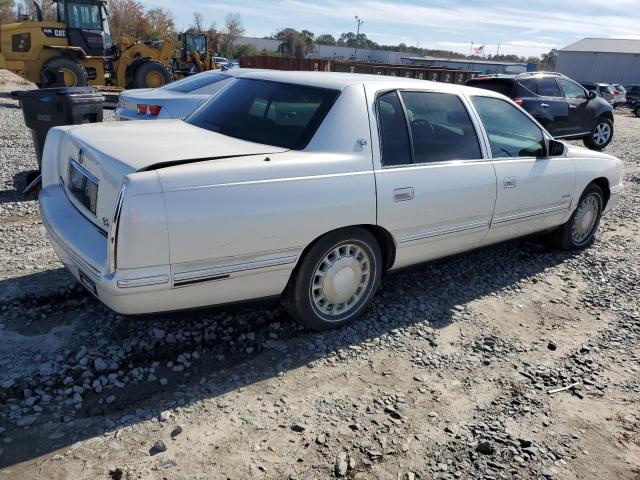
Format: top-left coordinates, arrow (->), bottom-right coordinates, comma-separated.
536,78 -> 562,97
471,96 -> 545,159
377,91 -> 412,166
466,79 -> 514,97
399,91 -> 481,163
187,79 -> 339,150
163,73 -> 230,93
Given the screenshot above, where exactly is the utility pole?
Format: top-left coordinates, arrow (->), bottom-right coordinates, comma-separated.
469,42 -> 473,57
354,16 -> 364,59
496,43 -> 501,58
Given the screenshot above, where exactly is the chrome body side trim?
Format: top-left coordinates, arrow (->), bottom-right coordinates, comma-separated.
492,203 -> 570,225
397,220 -> 489,244
117,275 -> 170,289
173,255 -> 297,286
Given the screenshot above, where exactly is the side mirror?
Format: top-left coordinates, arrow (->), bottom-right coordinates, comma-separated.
587,91 -> 597,100
548,139 -> 566,157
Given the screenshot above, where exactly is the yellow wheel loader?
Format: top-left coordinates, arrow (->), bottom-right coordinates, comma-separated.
0,0 -> 174,89
172,32 -> 217,77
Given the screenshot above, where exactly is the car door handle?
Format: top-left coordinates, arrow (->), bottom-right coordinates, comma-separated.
503,177 -> 517,189
569,105 -> 577,109
394,187 -> 414,202
540,103 -> 549,108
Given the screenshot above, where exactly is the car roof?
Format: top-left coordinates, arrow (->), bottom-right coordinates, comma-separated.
234,70 -> 501,97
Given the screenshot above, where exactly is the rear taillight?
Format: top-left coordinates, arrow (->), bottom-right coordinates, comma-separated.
137,104 -> 162,116
513,98 -> 524,106
613,91 -> 619,96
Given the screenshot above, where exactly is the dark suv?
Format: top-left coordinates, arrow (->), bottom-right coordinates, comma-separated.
466,72 -> 614,150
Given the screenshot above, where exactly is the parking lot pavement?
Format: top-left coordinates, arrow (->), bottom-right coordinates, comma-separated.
0,79 -> 639,479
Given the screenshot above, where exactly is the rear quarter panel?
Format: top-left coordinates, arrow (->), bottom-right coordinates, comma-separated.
158,84 -> 376,283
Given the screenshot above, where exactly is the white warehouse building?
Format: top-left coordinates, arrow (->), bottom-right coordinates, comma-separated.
557,38 -> 640,85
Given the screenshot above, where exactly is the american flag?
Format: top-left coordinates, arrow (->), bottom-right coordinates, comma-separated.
473,45 -> 485,55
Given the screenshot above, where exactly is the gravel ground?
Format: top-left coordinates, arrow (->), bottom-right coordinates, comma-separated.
0,70 -> 638,480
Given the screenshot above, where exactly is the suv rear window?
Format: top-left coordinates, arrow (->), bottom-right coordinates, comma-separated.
466,79 -> 514,97
187,79 -> 340,150
163,73 -> 231,93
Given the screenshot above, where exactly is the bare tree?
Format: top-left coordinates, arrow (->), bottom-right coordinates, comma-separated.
0,0 -> 15,22
146,7 -> 175,39
192,11 -> 204,32
222,13 -> 244,57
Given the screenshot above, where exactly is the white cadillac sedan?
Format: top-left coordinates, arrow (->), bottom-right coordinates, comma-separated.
114,68 -> 251,121
39,71 -> 624,330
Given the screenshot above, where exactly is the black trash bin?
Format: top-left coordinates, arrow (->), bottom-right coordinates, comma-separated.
12,87 -> 105,169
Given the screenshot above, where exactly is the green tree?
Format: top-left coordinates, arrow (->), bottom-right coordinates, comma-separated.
315,34 -> 336,46
540,48 -> 559,71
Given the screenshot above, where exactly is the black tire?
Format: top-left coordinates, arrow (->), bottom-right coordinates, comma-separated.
635,106 -> 640,118
132,61 -> 172,89
583,117 -> 613,151
552,183 -> 604,250
283,228 -> 382,331
40,57 -> 88,88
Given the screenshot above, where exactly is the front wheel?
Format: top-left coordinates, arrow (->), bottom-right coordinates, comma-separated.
553,183 -> 604,250
583,117 -> 613,151
283,228 -> 382,331
132,61 -> 172,89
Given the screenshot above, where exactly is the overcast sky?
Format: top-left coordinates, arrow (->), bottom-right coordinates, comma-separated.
144,0 -> 638,58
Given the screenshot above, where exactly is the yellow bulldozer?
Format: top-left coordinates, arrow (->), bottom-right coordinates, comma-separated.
0,0 -> 174,89
172,31 -> 217,76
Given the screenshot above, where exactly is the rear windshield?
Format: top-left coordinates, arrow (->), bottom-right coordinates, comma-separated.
163,73 -> 230,93
466,79 -> 514,97
186,78 -> 340,150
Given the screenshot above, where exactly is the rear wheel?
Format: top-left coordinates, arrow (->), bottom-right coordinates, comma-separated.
132,61 -> 172,89
40,57 -> 88,88
283,228 -> 382,331
552,183 -> 604,250
583,117 -> 613,150
635,105 -> 640,118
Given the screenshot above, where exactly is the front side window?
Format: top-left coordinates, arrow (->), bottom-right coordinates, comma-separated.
187,79 -> 339,150
471,96 -> 546,159
400,91 -> 481,163
558,79 -> 587,99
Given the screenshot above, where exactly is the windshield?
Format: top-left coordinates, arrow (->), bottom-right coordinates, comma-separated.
186,34 -> 207,53
67,2 -> 102,30
186,79 -> 340,150
163,72 -> 231,93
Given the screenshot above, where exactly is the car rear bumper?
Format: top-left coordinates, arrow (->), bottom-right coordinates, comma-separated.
39,184 -> 175,314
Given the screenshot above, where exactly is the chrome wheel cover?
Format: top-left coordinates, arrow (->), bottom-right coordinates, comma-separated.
310,243 -> 371,318
571,193 -> 600,245
592,122 -> 611,146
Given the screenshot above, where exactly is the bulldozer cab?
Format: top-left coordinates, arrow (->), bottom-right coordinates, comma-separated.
55,0 -> 112,57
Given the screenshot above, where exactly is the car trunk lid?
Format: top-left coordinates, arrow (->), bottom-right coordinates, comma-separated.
57,120 -> 287,232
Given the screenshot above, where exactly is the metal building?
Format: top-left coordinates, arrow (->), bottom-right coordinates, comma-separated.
557,38 -> 640,85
